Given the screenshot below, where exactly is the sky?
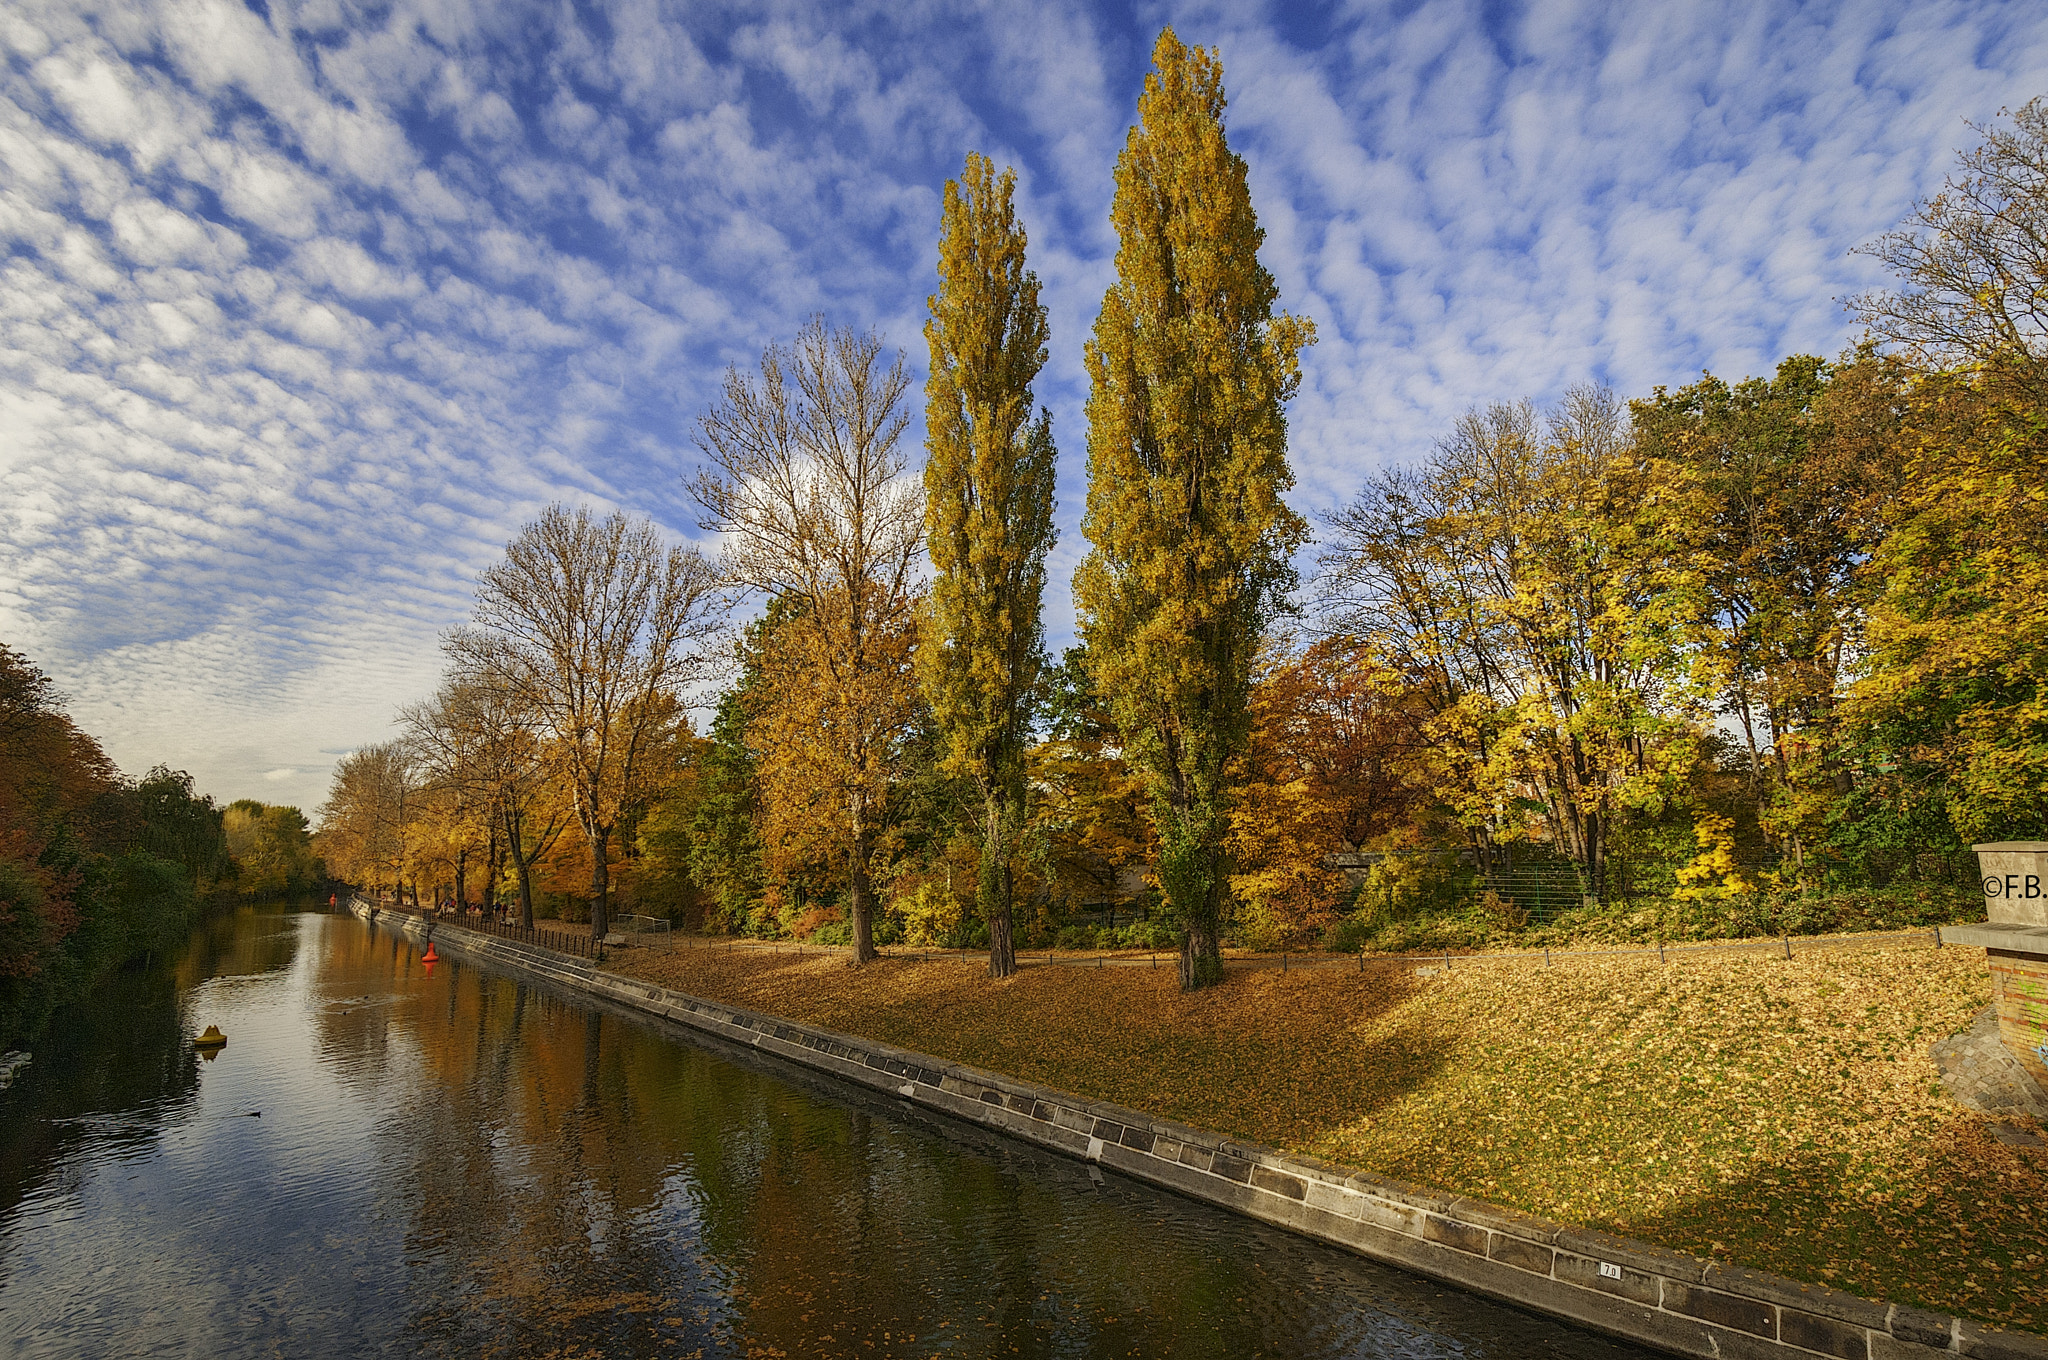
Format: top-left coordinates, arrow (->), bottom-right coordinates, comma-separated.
2,0 -> 2046,815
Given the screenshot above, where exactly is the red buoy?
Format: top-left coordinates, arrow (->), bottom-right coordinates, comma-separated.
421,943 -> 439,963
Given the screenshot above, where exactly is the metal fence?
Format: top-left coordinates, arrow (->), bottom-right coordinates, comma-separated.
612,914 -> 674,950
374,902 -> 601,960
1331,847 -> 1592,928
658,924 -> 1952,974
351,896 -> 1950,977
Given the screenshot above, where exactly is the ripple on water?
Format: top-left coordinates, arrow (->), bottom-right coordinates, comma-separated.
0,909 -> 1661,1359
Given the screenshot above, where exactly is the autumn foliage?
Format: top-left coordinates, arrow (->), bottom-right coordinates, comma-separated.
1225,639 -> 1417,949
331,66 -> 2048,969
0,646 -> 232,1042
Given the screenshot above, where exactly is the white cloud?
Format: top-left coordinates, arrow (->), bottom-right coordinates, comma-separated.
0,0 -> 2044,808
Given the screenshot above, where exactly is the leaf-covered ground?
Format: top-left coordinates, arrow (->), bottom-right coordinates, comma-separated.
612,939 -> 2047,1333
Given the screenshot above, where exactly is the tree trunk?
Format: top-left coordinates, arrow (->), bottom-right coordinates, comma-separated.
1178,870 -> 1224,991
587,826 -> 611,940
1585,810 -> 1606,903
454,847 -> 469,913
983,788 -> 1016,978
848,794 -> 877,964
1160,791 -> 1225,992
486,821 -> 503,919
505,806 -> 535,930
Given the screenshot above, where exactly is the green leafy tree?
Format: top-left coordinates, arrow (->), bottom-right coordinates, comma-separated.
1847,366 -> 2048,844
677,684 -> 765,933
1841,102 -> 2048,847
0,649 -> 221,1044
129,766 -> 230,889
1074,28 -> 1314,989
1631,355 -> 1899,873
223,800 -> 321,899
920,152 -> 1058,978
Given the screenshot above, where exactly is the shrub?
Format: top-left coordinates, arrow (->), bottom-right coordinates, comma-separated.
1108,919 -> 1176,950
894,882 -> 969,948
1054,924 -> 1100,951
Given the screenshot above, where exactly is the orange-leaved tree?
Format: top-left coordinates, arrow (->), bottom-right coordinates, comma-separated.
1226,638 -> 1418,948
316,742 -> 420,902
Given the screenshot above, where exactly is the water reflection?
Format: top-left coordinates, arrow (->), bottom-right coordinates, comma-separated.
0,908 -> 1659,1358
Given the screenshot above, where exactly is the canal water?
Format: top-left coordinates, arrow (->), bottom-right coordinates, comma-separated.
0,906 -> 1661,1358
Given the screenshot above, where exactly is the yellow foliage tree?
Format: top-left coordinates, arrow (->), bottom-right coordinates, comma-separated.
920,152 -> 1058,977
1322,389 -> 1714,897
1846,362 -> 2048,841
1672,811 -> 1752,903
1844,102 -> 2048,844
696,321 -> 927,964
1075,28 -> 1314,989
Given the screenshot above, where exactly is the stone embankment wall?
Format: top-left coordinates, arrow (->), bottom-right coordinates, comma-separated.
354,901 -> 2047,1360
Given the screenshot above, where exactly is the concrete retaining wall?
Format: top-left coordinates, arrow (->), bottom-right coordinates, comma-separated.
354,901 -> 2047,1360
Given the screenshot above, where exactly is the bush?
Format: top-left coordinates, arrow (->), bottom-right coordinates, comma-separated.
1320,914 -> 1376,953
1054,924 -> 1100,951
1107,919 -> 1176,950
1047,919 -> 1174,952
1352,853 -> 1472,926
894,882 -> 968,948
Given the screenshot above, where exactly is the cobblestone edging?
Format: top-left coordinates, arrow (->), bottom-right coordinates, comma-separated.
355,902 -> 2046,1360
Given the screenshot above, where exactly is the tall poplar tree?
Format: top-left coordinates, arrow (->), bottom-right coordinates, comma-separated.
921,153 -> 1058,980
1075,29 -> 1314,990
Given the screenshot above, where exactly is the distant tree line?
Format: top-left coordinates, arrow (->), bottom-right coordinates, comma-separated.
318,37 -> 2048,984
0,646 -> 321,1044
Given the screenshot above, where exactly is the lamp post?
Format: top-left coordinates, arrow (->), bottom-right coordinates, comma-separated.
1944,842 -> 2048,1089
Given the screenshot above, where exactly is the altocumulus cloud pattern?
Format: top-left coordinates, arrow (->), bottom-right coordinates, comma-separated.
0,0 -> 2044,811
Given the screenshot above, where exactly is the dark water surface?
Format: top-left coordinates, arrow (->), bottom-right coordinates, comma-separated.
0,907 -> 1662,1358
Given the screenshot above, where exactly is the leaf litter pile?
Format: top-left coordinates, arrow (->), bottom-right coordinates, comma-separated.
615,940 -> 2047,1332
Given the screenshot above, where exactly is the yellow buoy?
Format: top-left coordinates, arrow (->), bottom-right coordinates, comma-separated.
194,1025 -> 227,1050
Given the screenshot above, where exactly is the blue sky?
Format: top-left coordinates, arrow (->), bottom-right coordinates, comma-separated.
2,0 -> 2045,814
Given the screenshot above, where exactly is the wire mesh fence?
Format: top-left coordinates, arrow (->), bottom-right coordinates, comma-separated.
1332,847 -> 1594,930
611,914 -> 674,950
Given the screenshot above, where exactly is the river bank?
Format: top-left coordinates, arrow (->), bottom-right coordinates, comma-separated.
363,902 -> 2048,1358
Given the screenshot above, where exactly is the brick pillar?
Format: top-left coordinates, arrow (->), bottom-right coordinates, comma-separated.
1989,949 -> 2048,1089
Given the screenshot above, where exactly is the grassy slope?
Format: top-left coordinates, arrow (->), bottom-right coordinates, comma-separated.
613,939 -> 2046,1333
